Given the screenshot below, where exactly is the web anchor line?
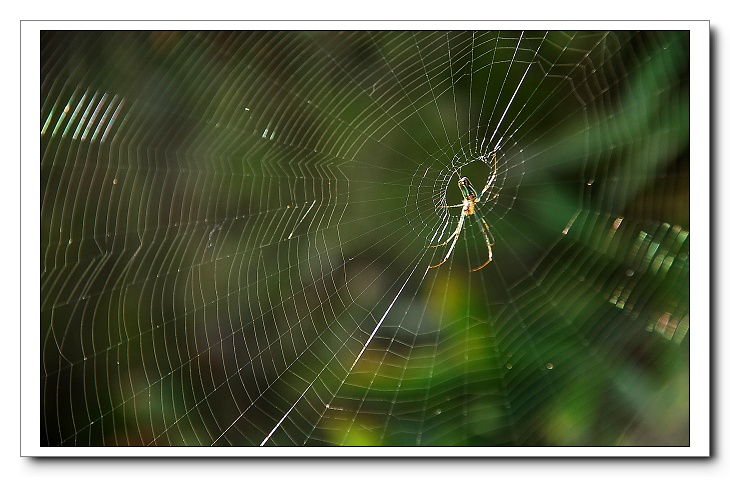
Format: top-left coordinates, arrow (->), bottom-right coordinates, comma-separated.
349,264 -> 421,371
287,200 -> 317,240
260,263 -> 421,446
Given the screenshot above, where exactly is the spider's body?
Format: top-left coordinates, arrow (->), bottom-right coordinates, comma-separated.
427,154 -> 498,271
458,177 -> 477,215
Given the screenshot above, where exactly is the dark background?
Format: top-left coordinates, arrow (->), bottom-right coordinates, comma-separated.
40,30 -> 690,446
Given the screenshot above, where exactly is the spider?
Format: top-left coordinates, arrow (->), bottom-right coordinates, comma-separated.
427,153 -> 499,271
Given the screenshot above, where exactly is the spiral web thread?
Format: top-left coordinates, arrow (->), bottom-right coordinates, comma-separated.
40,30 -> 689,447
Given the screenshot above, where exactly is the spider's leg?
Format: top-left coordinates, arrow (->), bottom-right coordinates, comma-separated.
426,213 -> 461,248
478,179 -> 493,200
477,153 -> 499,201
426,204 -> 463,247
428,211 -> 465,268
470,210 -> 495,271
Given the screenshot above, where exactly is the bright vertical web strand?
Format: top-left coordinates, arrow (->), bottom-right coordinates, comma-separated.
38,31 -> 691,447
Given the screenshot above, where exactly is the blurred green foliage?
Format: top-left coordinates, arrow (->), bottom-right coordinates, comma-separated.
41,30 -> 689,447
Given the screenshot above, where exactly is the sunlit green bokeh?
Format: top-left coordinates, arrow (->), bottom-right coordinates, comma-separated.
41,30 -> 689,447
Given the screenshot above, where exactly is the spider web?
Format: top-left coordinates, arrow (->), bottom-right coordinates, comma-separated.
40,29 -> 690,447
